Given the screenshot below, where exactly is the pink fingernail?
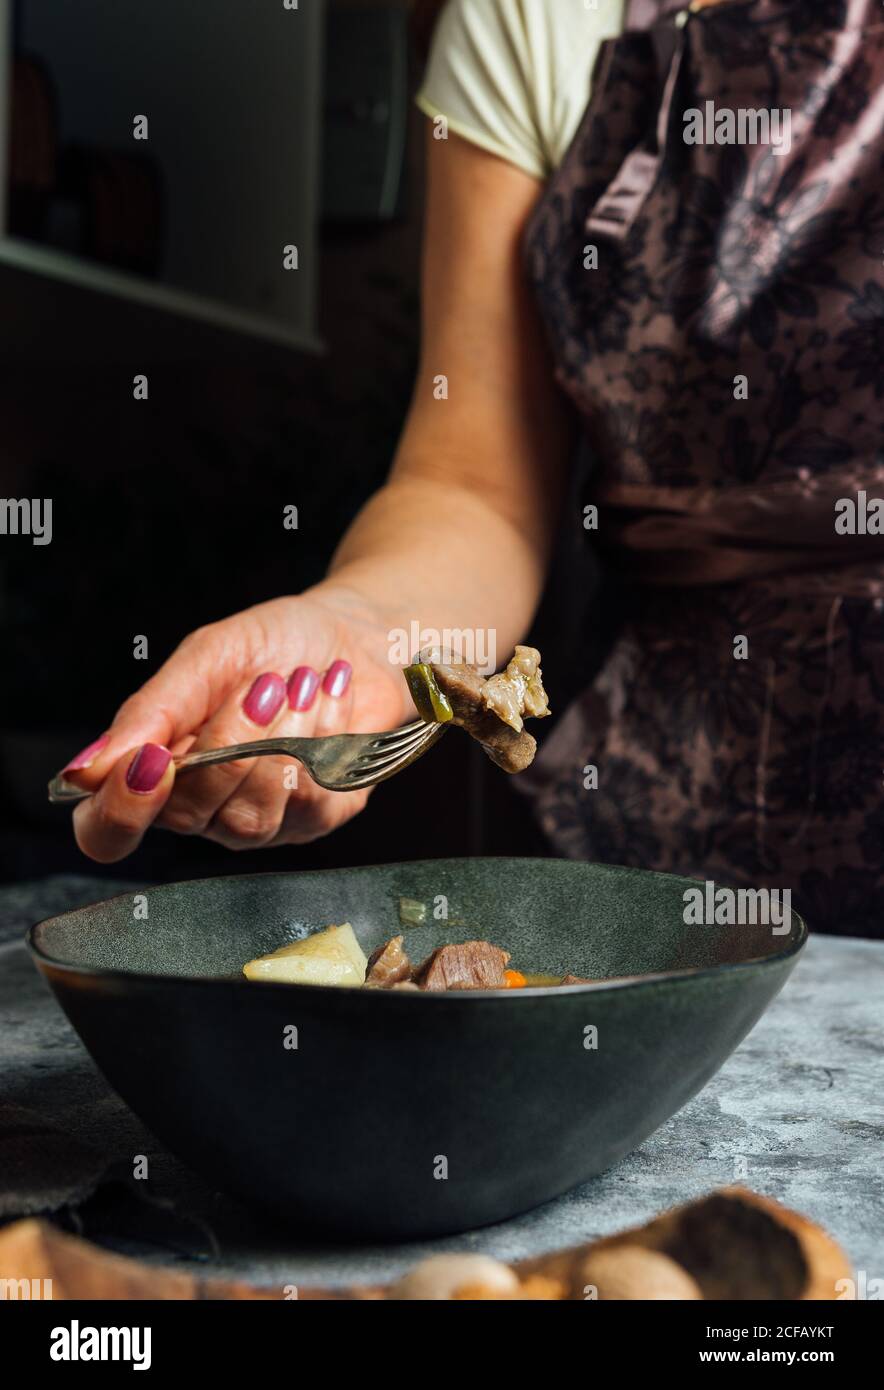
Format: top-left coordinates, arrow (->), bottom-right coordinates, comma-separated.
322,659 -> 352,699
126,743 -> 172,793
63,734 -> 110,773
243,672 -> 286,726
287,665 -> 320,712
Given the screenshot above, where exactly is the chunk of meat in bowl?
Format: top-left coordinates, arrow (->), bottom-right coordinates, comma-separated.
412,941 -> 511,991
364,935 -> 413,988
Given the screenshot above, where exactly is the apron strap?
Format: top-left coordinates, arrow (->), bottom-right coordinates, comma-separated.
585,8 -> 688,240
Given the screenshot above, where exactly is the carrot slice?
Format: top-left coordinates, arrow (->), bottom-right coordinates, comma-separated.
504,969 -> 527,989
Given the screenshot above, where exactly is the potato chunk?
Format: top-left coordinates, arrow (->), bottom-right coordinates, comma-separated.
243,923 -> 367,987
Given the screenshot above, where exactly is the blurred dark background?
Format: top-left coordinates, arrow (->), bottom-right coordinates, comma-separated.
0,0 -> 599,886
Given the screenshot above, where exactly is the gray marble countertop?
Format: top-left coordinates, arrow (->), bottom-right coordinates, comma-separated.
2,874 -> 883,1288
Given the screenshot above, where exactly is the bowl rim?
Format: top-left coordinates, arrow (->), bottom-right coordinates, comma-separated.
26,857 -> 809,1001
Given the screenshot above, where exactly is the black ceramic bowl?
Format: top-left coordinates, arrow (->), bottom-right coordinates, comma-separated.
29,858 -> 806,1240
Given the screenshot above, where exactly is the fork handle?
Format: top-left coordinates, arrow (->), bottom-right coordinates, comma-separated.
47,739 -> 309,805
176,738 -> 309,772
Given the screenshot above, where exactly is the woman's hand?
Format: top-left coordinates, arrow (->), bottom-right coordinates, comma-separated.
65,131 -> 572,866
64,585 -> 412,862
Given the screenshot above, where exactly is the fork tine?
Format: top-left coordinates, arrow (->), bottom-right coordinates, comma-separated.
364,720 -> 431,749
347,748 -> 421,782
346,740 -> 433,781
362,725 -> 430,755
356,727 -> 431,766
339,724 -> 444,788
368,719 -> 425,741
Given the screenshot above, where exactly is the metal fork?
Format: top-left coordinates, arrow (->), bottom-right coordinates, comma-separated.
47,719 -> 449,804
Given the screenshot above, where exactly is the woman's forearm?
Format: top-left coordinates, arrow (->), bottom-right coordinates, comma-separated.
326,468 -> 555,662
321,129 -> 575,666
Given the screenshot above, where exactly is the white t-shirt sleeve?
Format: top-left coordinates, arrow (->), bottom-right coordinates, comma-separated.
416,0 -> 625,182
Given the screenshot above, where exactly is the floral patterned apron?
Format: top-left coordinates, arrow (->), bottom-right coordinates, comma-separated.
522,0 -> 884,935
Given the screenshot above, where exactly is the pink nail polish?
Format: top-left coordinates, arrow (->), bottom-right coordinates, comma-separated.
243,673 -> 286,726
63,734 -> 110,773
126,743 -> 172,793
287,665 -> 320,712
322,659 -> 352,699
